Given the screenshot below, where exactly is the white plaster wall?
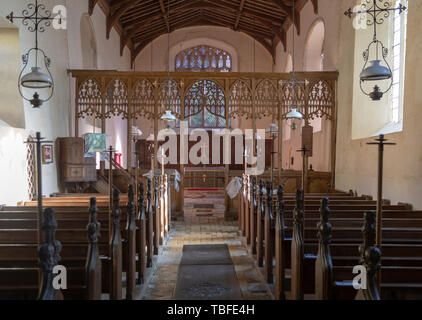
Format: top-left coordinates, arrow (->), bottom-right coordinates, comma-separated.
66,0 -> 133,168
273,0 -> 340,172
275,0 -> 422,210
335,0 -> 422,209
0,26 -> 24,129
0,0 -> 134,205
0,0 -> 70,204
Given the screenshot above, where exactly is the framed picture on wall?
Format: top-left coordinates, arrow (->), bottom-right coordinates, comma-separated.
42,145 -> 54,164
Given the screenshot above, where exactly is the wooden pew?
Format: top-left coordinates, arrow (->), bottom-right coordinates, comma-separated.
0,204 -> 101,300
315,207 -> 422,300
249,177 -> 257,255
291,189 -> 305,299
264,182 -> 275,284
124,185 -> 136,300
275,185 -> 286,300
256,179 -> 265,267
239,178 -> 422,300
136,182 -> 147,284
0,196 -> 120,299
3,179 -> 156,294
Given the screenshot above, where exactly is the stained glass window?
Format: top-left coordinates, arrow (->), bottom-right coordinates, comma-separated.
175,45 -> 232,72
181,80 -> 227,128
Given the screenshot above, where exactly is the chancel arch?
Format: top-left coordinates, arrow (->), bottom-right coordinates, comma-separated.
303,18 -> 325,72
303,19 -> 326,134
80,13 -> 98,70
78,13 -> 100,140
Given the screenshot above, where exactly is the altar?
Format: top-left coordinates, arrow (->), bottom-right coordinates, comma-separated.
183,167 -> 226,189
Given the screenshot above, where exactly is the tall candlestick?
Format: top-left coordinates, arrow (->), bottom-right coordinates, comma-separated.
161,148 -> 165,176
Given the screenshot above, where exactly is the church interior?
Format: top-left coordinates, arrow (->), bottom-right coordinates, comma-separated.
0,0 -> 421,302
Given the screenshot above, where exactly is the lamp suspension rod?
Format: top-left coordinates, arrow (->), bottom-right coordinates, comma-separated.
292,0 -> 297,107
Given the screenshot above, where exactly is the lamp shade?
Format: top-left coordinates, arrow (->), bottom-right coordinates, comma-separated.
286,108 -> 303,120
132,126 -> 143,136
20,67 -> 53,89
360,60 -> 392,82
265,123 -> 279,135
161,110 -> 176,122
146,133 -> 155,141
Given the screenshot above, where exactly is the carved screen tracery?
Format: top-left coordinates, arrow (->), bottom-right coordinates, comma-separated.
72,71 -> 338,126
175,45 -> 232,72
279,80 -> 306,119
184,80 -> 226,128
105,79 -> 128,119
77,78 -> 102,119
255,79 -> 279,119
131,79 -> 154,119
229,80 -> 253,119
307,80 -> 334,120
158,80 -> 182,118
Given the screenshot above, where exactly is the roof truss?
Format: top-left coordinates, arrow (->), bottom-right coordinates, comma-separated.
90,0 -> 317,66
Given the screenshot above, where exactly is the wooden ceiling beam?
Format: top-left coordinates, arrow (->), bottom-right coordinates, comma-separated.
88,0 -> 99,16
110,0 -> 132,10
209,0 -> 286,22
131,15 -> 207,66
266,0 -> 293,19
121,4 -> 280,55
311,0 -> 318,14
130,14 -> 275,66
234,0 -> 246,31
94,0 -> 312,66
106,0 -> 142,39
158,0 -> 170,31
120,12 -> 167,55
280,0 -> 308,36
194,13 -> 275,59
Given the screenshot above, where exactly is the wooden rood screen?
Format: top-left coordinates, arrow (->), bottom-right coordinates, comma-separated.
69,70 -> 338,175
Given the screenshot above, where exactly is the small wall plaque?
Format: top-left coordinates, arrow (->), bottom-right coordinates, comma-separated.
42,144 -> 54,164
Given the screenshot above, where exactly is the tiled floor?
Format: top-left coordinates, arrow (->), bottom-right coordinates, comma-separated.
137,190 -> 273,300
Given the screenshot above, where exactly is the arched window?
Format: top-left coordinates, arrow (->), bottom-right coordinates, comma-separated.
175,45 -> 232,72
183,80 -> 226,128
390,0 -> 408,123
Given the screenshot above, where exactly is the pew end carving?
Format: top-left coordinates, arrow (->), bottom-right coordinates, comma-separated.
291,189 -> 304,300
275,185 -> 286,300
264,181 -> 275,284
109,189 -> 123,300
355,211 -> 381,300
315,198 -> 334,300
86,197 -> 102,300
38,208 -> 63,300
125,185 -> 137,300
137,181 -> 147,284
